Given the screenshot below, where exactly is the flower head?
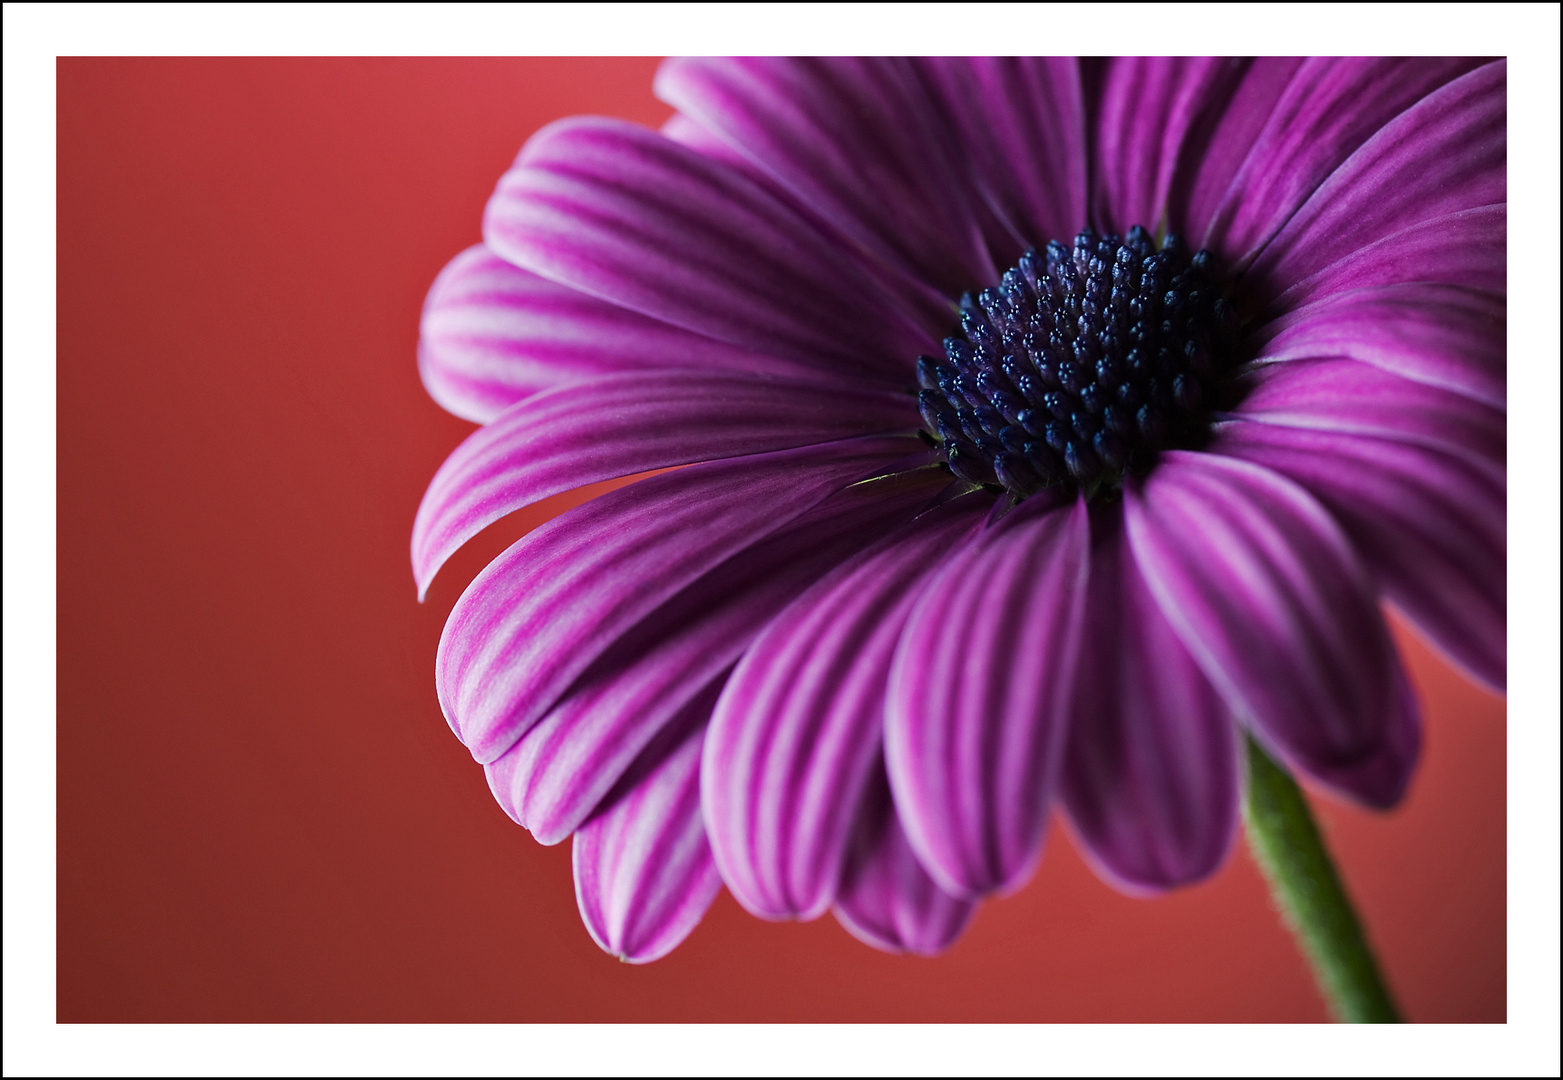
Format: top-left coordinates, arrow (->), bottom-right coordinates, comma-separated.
413,58 -> 1505,962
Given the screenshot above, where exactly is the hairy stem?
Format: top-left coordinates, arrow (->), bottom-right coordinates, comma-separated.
1243,735 -> 1401,1023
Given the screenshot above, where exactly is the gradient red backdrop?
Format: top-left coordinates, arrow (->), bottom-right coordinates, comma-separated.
57,57 -> 1505,1023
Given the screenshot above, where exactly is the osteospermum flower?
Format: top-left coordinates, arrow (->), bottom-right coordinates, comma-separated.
413,58 -> 1505,965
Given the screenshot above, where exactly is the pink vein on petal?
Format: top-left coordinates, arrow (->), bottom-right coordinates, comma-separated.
573,718 -> 722,964
436,434 -> 922,763
703,492 -> 991,920
487,468 -> 952,845
1125,451 -> 1419,808
885,495 -> 1091,898
411,370 -> 917,597
484,115 -> 936,379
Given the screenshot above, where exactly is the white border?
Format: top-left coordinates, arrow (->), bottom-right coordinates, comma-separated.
2,1 -> 1559,57
5,3 -> 1559,1076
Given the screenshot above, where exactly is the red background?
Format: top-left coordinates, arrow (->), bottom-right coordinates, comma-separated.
57,57 -> 1505,1023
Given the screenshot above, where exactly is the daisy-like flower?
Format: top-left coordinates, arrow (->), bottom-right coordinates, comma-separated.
412,58 -> 1505,967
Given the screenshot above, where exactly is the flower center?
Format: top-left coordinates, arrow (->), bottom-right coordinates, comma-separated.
916,226 -> 1238,499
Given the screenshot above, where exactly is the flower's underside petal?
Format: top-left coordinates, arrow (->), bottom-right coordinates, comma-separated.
655,57 -> 995,305
484,116 -> 932,381
832,765 -> 976,956
1246,283 -> 1505,408
703,494 -> 991,920
1260,204 -> 1505,319
487,469 -> 952,845
1126,451 -> 1419,808
885,495 -> 1091,898
1226,357 -> 1505,475
915,57 -> 1087,263
1210,421 -> 1505,693
1185,58 -> 1488,272
572,717 -> 722,964
418,245 -> 854,425
437,434 -> 922,764
1091,57 -> 1248,238
1243,60 -> 1505,306
410,370 -> 918,597
1060,506 -> 1240,893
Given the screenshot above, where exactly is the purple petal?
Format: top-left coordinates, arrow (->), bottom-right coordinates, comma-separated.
1244,60 -> 1505,304
411,371 -> 918,597
1210,420 -> 1505,693
1092,57 -> 1246,237
1246,283 -> 1505,408
1125,452 -> 1420,808
1060,506 -> 1241,893
418,245 -> 853,425
489,678 -> 718,840
915,57 -> 1087,260
417,245 -> 588,423
1260,204 -> 1505,319
572,718 -> 721,964
483,116 -> 931,381
655,57 -> 995,304
832,766 -> 976,956
655,106 -> 960,332
1179,59 -> 1307,244
486,468 -> 953,846
702,493 -> 991,920
1187,58 -> 1487,269
658,111 -> 752,172
437,434 -> 922,763
1227,357 -> 1504,474
884,495 -> 1092,898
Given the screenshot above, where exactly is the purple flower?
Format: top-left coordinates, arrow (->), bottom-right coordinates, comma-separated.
413,58 -> 1505,963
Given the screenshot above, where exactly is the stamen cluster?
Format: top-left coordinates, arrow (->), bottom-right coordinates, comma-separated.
916,226 -> 1238,498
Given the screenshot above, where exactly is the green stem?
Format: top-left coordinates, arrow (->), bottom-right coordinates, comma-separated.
1242,735 -> 1401,1023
